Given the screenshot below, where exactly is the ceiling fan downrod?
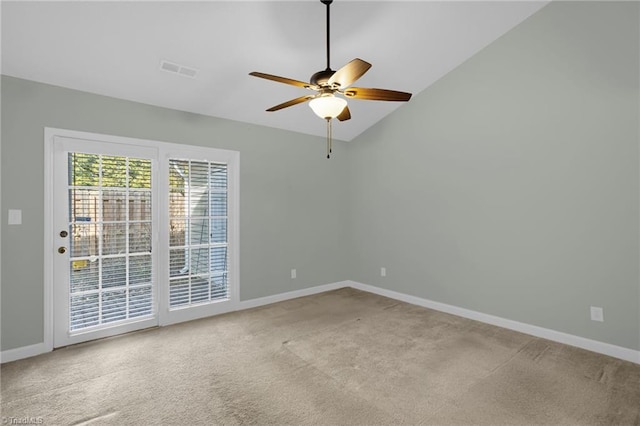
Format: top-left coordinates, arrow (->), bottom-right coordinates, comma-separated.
322,0 -> 332,71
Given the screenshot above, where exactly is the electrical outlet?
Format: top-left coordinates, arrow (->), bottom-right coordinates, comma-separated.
590,306 -> 604,322
380,267 -> 386,277
291,269 -> 297,279
8,209 -> 22,225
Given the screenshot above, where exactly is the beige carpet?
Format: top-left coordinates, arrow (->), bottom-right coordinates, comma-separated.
2,288 -> 639,425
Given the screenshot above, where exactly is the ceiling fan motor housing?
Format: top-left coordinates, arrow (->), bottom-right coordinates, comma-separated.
310,69 -> 336,87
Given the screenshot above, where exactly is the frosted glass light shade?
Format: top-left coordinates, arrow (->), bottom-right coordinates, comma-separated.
309,95 -> 347,119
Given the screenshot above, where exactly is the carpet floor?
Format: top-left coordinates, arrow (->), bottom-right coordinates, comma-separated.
2,288 -> 640,425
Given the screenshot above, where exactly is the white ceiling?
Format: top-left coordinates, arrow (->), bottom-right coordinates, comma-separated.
1,1 -> 548,141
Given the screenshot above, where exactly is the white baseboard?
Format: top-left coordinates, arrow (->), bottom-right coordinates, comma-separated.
4,280 -> 638,365
238,281 -> 350,310
347,280 -> 640,365
0,342 -> 47,364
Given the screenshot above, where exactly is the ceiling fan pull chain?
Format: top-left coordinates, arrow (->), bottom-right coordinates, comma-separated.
326,118 -> 331,159
329,119 -> 333,154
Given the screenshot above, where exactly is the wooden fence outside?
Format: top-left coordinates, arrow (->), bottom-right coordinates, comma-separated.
70,190 -> 186,258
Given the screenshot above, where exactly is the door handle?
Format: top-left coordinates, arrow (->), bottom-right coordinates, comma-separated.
58,247 -> 67,254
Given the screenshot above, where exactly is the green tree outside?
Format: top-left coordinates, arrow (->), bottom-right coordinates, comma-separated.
70,153 -> 152,189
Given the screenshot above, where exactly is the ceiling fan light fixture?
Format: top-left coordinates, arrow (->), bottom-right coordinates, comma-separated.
309,94 -> 347,119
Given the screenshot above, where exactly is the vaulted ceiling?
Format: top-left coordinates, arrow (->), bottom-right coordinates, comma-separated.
1,1 -> 548,141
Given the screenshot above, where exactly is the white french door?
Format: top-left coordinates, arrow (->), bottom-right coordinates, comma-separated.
48,130 -> 239,348
52,137 -> 159,346
162,146 -> 239,325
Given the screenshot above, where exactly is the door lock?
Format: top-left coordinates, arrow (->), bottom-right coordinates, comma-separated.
60,230 -> 68,238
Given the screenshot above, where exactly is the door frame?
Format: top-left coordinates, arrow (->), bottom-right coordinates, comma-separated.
44,128 -> 240,350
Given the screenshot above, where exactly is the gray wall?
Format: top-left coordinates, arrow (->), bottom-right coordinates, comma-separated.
346,1 -> 640,350
2,1 -> 639,354
1,76 -> 350,351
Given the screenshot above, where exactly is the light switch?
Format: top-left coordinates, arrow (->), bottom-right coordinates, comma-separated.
8,209 -> 22,225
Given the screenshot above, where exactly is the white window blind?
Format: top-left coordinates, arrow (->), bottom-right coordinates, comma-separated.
169,159 -> 229,308
67,153 -> 153,331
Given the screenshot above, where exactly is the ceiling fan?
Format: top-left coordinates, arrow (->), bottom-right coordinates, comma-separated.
249,0 -> 412,158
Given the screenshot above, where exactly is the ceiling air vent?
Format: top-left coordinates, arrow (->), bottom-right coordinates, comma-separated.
159,60 -> 198,79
